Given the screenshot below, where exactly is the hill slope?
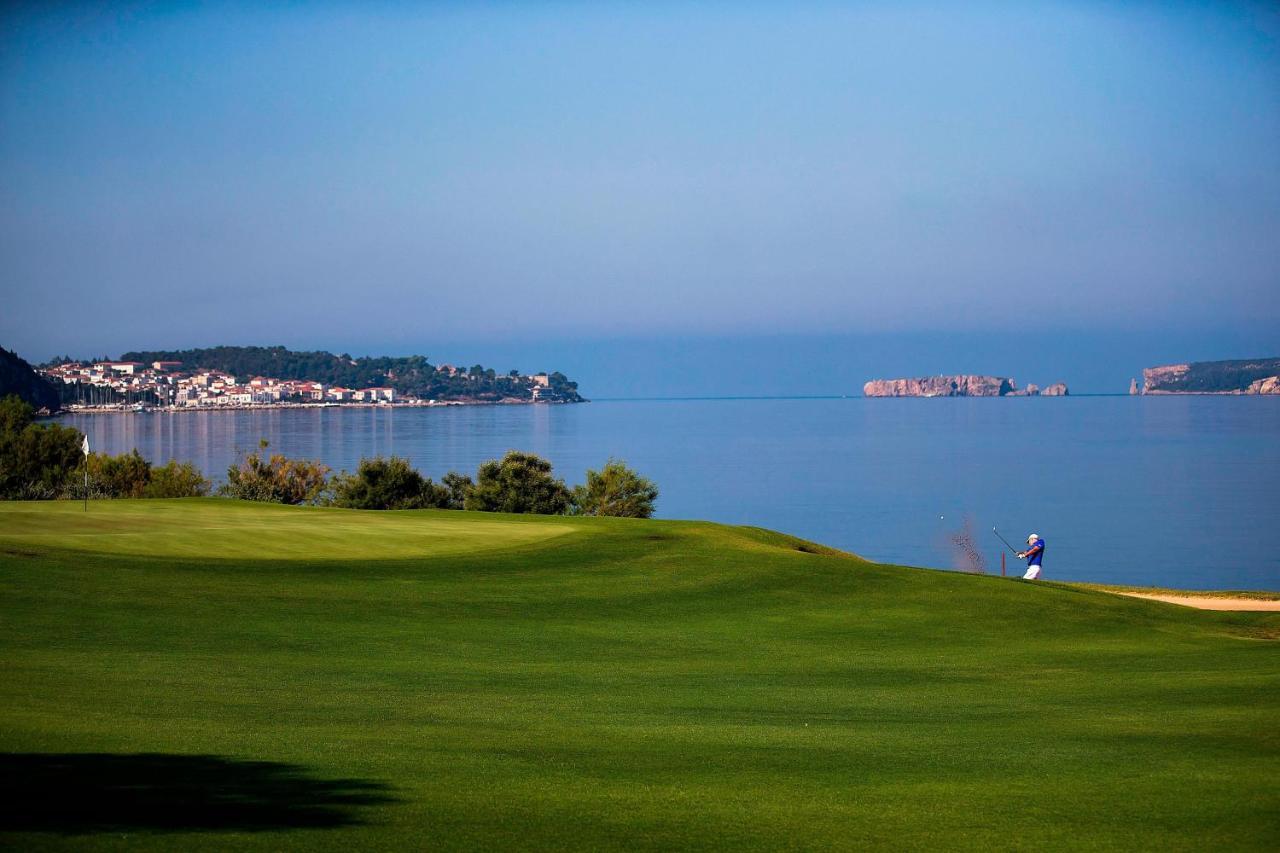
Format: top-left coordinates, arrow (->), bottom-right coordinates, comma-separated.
1,501 -> 1276,850
0,346 -> 60,411
1143,357 -> 1280,393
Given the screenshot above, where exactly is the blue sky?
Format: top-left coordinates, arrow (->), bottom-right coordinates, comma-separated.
2,2 -> 1277,393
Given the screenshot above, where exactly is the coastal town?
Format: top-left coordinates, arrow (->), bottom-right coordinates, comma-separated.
38,359 -> 561,412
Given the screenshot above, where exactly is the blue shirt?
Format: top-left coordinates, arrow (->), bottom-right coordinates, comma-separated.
1026,538 -> 1044,566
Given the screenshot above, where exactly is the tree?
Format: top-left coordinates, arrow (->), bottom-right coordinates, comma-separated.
464,451 -> 570,515
219,440 -> 330,505
440,471 -> 473,510
571,459 -> 659,518
0,395 -> 83,499
0,394 -> 34,439
0,347 -> 60,412
330,456 -> 449,510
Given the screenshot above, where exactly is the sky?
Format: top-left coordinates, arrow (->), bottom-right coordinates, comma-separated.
2,1 -> 1278,394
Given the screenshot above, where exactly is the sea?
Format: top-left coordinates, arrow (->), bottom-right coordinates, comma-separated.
62,396 -> 1280,591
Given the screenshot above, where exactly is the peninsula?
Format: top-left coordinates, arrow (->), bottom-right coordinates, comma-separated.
1135,357 -> 1280,395
863,375 -> 1068,397
33,345 -> 585,411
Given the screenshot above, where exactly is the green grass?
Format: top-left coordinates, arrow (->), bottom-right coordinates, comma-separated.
0,499 -> 573,561
1,499 -> 1277,850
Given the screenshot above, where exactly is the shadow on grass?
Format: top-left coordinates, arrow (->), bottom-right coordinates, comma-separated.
0,753 -> 400,835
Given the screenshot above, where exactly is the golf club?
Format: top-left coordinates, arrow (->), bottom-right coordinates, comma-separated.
992,527 -> 1020,555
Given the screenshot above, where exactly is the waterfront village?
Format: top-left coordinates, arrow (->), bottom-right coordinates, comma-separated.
40,360 -> 556,412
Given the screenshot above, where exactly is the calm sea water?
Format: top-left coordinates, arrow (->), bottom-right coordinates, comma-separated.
63,397 -> 1280,591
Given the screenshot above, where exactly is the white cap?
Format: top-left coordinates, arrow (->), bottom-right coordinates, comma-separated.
1027,533 -> 1039,543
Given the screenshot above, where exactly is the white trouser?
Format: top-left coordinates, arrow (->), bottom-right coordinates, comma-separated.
1023,565 -> 1042,580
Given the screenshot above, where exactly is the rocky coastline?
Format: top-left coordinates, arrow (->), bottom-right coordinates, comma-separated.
862,375 -> 1068,398
1136,358 -> 1280,394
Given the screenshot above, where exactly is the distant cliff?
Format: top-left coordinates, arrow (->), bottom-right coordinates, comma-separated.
1142,358 -> 1280,394
862,375 -> 1068,397
864,376 -> 1012,397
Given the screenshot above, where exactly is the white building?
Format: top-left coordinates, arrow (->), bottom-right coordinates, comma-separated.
95,361 -> 145,375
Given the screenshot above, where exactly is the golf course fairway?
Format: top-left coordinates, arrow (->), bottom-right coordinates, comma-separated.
1,499 -> 1276,850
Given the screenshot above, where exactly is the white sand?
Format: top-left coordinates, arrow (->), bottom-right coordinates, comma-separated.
1118,593 -> 1280,612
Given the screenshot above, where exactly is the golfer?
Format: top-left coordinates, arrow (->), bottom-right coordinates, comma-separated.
1017,533 -> 1045,580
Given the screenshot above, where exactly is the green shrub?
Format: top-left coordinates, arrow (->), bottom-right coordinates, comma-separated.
331,456 -> 447,510
79,451 -> 208,500
219,440 -> 330,505
85,449 -> 151,498
145,460 -> 211,498
571,459 -> 658,518
464,451 -> 570,515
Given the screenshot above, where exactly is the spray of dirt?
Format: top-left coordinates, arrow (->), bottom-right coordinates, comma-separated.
947,516 -> 987,574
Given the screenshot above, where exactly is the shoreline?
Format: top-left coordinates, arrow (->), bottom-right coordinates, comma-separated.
52,394 -> 1280,412
1139,389 -> 1280,396
52,399 -> 583,416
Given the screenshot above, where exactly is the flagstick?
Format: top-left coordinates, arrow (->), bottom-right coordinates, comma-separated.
82,434 -> 89,512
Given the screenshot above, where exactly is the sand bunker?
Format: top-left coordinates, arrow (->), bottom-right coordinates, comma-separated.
1119,594 -> 1280,612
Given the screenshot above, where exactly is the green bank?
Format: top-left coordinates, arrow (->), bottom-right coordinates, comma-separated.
1,500 -> 1276,850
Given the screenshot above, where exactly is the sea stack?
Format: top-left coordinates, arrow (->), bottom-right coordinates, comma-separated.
1129,378 -> 1139,395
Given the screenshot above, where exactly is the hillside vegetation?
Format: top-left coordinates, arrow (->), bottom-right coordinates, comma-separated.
0,347 -> 60,411
1144,357 -> 1280,393
116,345 -> 584,402
1,500 -> 1276,850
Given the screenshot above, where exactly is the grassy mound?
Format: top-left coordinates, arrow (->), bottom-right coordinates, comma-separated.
1,500 -> 1276,850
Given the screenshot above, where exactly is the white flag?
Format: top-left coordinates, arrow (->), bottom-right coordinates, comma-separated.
82,435 -> 89,457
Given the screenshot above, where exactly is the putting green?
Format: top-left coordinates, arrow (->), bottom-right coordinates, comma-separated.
0,499 -> 1276,850
0,499 -> 574,561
